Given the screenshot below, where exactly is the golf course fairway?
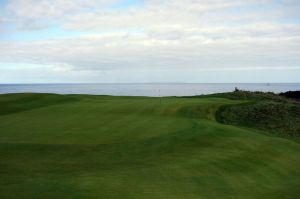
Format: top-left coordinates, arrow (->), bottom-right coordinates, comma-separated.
0,93 -> 299,198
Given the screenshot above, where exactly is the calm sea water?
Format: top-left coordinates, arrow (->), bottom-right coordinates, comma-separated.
0,83 -> 299,97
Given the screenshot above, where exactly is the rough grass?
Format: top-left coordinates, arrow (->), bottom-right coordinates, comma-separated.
0,93 -> 299,199
217,101 -> 300,137
214,91 -> 300,138
189,90 -> 289,102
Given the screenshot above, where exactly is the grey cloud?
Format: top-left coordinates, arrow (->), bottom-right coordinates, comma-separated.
0,0 -> 300,83
1,32 -> 300,72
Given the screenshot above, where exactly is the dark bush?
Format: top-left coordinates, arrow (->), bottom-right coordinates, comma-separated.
279,91 -> 300,100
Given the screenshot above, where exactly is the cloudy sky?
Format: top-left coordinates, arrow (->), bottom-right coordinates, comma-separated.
0,0 -> 300,83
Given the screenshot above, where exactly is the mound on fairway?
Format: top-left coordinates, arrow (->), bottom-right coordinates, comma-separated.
0,93 -> 299,199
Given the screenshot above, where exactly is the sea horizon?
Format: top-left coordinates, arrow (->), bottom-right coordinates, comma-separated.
1,83 -> 299,97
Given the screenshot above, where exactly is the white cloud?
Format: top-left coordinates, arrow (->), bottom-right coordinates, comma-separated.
1,30 -> 299,71
0,0 -> 300,82
5,0 -> 116,19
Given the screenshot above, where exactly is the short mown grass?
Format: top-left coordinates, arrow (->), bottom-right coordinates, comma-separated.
0,93 -> 299,199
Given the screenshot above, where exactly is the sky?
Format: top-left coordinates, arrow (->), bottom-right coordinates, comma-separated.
0,0 -> 300,83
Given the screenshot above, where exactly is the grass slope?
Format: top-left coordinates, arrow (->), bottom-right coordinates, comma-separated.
0,93 -> 299,199
213,91 -> 300,138
217,101 -> 300,137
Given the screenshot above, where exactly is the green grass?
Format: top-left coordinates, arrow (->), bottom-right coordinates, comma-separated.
217,101 -> 300,138
0,93 -> 299,198
212,90 -> 300,138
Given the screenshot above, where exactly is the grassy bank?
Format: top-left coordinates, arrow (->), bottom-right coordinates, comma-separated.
0,93 -> 299,198
214,90 -> 300,138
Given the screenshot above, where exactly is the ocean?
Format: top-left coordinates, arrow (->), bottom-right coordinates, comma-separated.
0,83 -> 299,97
